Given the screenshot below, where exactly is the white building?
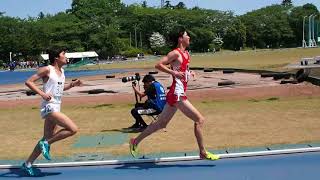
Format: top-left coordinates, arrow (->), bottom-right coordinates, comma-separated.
41,51 -> 99,64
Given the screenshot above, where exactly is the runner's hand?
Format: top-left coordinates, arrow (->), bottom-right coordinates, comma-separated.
190,70 -> 196,81
41,93 -> 52,101
72,79 -> 83,87
173,71 -> 184,79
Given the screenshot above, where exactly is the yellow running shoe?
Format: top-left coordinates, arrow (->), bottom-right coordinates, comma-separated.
200,151 -> 220,161
129,138 -> 139,158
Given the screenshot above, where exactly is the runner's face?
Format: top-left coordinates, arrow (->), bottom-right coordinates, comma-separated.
57,51 -> 67,65
182,31 -> 190,47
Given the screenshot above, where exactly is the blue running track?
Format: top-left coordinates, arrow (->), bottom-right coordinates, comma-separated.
0,151 -> 319,179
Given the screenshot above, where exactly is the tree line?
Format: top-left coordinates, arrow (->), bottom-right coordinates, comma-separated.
0,0 -> 319,63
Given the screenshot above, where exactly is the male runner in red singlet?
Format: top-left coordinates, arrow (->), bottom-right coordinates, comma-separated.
129,30 -> 219,160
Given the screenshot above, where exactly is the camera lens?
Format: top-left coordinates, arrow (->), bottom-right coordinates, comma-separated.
122,74 -> 140,83
122,77 -> 128,83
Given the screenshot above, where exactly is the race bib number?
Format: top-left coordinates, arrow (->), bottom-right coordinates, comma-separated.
53,82 -> 64,96
44,104 -> 53,114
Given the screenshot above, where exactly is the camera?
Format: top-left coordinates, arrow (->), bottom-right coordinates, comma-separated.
121,73 -> 141,103
122,73 -> 140,83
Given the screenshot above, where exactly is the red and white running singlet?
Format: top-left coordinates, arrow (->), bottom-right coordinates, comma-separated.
166,48 -> 191,106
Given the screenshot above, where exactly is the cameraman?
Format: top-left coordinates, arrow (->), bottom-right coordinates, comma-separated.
130,74 -> 166,129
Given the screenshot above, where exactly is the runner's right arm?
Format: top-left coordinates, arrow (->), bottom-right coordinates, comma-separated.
25,66 -> 52,101
155,50 -> 184,79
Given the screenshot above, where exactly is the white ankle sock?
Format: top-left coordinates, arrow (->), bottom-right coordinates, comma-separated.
26,162 -> 32,168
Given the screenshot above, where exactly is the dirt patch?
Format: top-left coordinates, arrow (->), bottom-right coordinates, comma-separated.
0,83 -> 320,108
1,69 -> 320,108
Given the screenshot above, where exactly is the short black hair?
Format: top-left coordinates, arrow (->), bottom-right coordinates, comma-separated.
142,74 -> 155,83
46,47 -> 66,65
168,27 -> 189,48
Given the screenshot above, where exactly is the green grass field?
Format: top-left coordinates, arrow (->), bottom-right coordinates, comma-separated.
73,48 -> 320,72
1,96 -> 320,160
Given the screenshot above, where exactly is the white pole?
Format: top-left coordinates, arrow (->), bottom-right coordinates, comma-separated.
316,21 -> 319,46
302,16 -> 307,48
312,15 -> 318,47
311,15 -> 316,47
9,52 -> 12,62
308,14 -> 313,47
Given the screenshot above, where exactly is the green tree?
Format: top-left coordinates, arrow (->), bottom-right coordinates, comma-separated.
142,1 -> 147,8
302,3 -> 319,12
281,0 -> 292,7
164,1 -> 173,9
175,2 -> 186,9
241,5 -> 295,48
38,12 -> 45,19
223,18 -> 246,50
189,27 -> 214,52
2,0 -> 317,60
68,0 -> 126,57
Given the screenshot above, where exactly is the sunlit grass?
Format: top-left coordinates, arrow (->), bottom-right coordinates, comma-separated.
1,96 -> 320,160
71,48 -> 320,72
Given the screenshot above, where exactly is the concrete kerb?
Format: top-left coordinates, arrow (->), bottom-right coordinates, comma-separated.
1,146 -> 320,169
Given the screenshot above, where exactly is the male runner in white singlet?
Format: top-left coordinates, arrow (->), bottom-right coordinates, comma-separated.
21,48 -> 82,176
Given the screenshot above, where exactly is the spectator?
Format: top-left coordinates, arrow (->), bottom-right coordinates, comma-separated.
130,74 -> 166,129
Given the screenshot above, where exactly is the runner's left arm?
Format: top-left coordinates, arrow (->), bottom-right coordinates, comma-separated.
64,79 -> 82,91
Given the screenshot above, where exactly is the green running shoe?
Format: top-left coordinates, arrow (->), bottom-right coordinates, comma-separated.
38,139 -> 51,160
21,163 -> 35,176
129,138 -> 139,158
